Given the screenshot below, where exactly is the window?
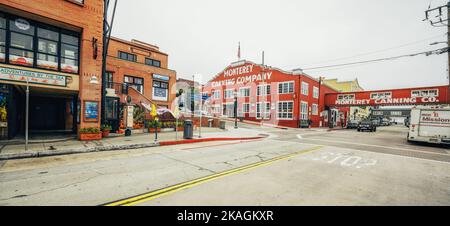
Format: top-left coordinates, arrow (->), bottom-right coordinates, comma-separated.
1,15 -> 80,73
411,89 -> 439,98
313,86 -> 319,99
124,75 -> 144,94
277,101 -> 293,119
0,15 -> 5,62
145,58 -> 161,68
278,81 -> 294,94
212,90 -> 220,99
153,79 -> 169,101
106,72 -> 113,88
370,92 -> 392,99
256,102 -> 271,119
211,105 -> 221,114
239,87 -> 250,97
301,82 -> 309,96
312,104 -> 318,115
242,103 -> 250,113
257,85 -> 271,96
300,102 -> 308,120
224,89 -> 234,99
118,51 -> 137,62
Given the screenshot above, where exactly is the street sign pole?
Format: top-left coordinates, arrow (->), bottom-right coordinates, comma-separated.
25,77 -> 29,151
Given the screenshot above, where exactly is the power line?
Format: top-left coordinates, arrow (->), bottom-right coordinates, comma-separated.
302,33 -> 446,67
298,47 -> 448,71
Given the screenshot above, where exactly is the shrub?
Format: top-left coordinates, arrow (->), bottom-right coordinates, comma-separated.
79,127 -> 100,134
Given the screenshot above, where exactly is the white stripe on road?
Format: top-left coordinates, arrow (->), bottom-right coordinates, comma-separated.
296,134 -> 450,157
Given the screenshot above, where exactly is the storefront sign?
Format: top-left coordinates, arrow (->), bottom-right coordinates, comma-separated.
153,74 -> 170,81
212,64 -> 272,88
0,67 -> 66,87
334,97 -> 440,106
14,18 -> 30,31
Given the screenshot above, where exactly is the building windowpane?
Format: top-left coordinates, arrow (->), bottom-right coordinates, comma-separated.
61,43 -> 78,59
61,33 -> 79,45
37,53 -> 58,70
61,58 -> 79,73
10,32 -> 33,50
9,48 -> 33,66
38,28 -> 59,41
38,39 -> 58,55
10,18 -> 34,35
0,16 -> 5,29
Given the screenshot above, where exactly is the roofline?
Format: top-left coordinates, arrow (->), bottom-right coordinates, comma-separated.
326,85 -> 449,94
109,36 -> 168,56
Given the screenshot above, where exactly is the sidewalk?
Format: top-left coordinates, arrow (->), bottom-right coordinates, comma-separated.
0,127 -> 267,160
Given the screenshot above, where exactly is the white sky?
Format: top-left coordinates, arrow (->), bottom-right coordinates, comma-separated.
110,0 -> 448,90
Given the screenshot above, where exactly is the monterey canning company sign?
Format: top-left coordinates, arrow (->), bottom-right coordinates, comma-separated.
335,96 -> 441,106
211,64 -> 272,88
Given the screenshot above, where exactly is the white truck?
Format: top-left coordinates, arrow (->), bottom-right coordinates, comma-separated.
407,105 -> 450,145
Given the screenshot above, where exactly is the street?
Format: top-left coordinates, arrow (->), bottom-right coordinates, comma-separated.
1,122 -> 449,206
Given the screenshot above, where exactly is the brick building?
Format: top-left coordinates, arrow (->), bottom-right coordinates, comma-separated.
104,37 -> 177,131
203,60 -> 338,128
0,0 -> 104,139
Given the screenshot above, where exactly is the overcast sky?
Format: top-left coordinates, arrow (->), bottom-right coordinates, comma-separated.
111,0 -> 448,90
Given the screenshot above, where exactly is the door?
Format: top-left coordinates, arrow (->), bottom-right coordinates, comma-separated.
29,96 -> 65,130
106,97 -> 120,132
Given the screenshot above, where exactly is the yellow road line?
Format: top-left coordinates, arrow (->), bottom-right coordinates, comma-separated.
103,146 -> 323,206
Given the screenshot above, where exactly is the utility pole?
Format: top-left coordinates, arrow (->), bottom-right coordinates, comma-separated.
425,1 -> 450,103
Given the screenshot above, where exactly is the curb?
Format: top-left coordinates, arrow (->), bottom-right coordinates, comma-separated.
0,136 -> 266,160
159,136 -> 266,146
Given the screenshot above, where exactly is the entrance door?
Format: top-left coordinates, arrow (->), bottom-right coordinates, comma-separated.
106,97 -> 120,132
29,96 -> 65,130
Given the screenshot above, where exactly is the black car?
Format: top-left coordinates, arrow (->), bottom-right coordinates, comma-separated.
346,120 -> 360,129
357,120 -> 377,132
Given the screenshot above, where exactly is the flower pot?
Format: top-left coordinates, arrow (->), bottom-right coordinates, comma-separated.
175,127 -> 184,131
79,132 -> 102,141
102,130 -> 110,137
149,128 -> 161,133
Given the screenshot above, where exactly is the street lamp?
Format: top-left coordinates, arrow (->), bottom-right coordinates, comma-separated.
234,90 -> 238,129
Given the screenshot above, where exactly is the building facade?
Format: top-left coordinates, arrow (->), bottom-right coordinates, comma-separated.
0,0 -> 104,139
105,37 -> 176,131
203,60 -> 338,128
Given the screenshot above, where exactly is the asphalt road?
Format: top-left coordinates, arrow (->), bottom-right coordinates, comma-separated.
0,123 -> 449,206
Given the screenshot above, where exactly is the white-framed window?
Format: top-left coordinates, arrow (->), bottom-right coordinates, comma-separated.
257,84 -> 271,96
337,94 -> 355,100
411,89 -> 439,98
256,102 -> 270,119
212,90 -> 220,99
300,101 -> 308,120
277,101 -> 293,119
313,86 -> 319,99
370,92 -> 392,99
224,89 -> 234,99
242,103 -> 250,113
301,82 -> 309,96
211,104 -> 221,114
278,81 -> 294,94
312,103 -> 318,115
239,87 -> 250,97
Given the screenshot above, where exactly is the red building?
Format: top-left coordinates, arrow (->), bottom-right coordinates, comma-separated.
203,60 -> 338,128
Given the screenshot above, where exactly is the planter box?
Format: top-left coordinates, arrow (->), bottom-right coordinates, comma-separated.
79,133 -> 102,141
148,128 -> 161,133
102,130 -> 110,138
175,127 -> 184,131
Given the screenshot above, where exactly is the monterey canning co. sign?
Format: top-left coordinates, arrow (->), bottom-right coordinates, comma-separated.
0,66 -> 66,87
334,96 -> 441,106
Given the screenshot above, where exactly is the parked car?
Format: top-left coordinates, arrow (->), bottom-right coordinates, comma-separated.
346,120 -> 360,129
357,120 -> 377,132
407,105 -> 450,145
371,119 -> 380,127
380,118 -> 391,126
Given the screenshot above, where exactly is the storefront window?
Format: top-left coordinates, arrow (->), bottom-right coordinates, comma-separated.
1,14 -> 80,74
124,75 -> 144,94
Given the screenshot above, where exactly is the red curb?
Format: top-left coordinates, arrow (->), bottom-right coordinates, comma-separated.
159,136 -> 265,146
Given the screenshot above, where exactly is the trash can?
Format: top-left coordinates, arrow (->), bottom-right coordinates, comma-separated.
183,120 -> 193,139
219,120 -> 226,130
208,119 -> 213,128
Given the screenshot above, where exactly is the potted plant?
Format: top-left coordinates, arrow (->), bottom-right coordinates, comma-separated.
101,124 -> 112,137
176,121 -> 184,131
148,120 -> 161,133
79,127 -> 102,141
